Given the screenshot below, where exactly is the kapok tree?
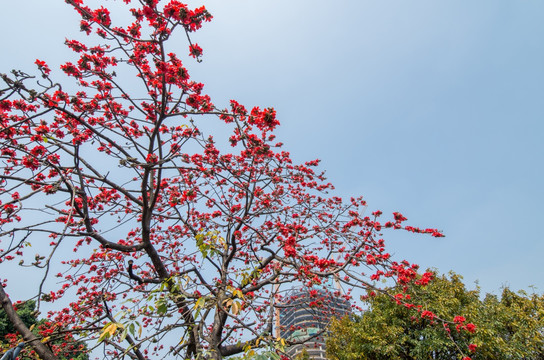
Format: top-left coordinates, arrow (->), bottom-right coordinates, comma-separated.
0,1 -> 471,359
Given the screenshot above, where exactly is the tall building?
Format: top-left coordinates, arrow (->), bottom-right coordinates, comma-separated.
277,279 -> 351,359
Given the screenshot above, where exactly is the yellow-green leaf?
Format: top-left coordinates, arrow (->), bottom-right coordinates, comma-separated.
233,289 -> 244,299
231,300 -> 241,315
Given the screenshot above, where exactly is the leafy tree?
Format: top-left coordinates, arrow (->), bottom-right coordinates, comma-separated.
326,271 -> 544,360
0,300 -> 37,338
294,348 -> 311,360
0,300 -> 88,360
474,288 -> 544,359
0,1 -> 461,359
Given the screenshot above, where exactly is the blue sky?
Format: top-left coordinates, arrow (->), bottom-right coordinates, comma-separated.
1,0 -> 543,296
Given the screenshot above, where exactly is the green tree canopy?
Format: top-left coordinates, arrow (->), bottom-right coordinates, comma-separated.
0,300 -> 88,360
326,271 -> 544,360
0,300 -> 37,338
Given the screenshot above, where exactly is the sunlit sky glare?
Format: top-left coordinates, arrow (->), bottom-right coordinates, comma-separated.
1,0 -> 543,296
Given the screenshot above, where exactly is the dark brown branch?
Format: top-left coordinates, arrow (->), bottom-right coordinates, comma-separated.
127,260 -> 143,284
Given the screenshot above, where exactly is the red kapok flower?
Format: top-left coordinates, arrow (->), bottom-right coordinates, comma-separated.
453,315 -> 466,323
189,43 -> 203,58
35,59 -> 51,75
